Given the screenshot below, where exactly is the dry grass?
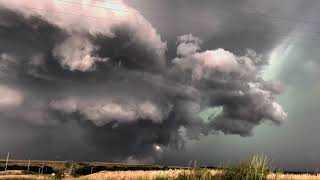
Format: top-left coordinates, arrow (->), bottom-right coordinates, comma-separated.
2,170 -> 320,180
76,169 -> 222,180
2,159 -> 320,180
76,170 -> 185,180
0,170 -> 50,180
268,173 -> 320,180
0,174 -> 50,180
74,170 -> 320,180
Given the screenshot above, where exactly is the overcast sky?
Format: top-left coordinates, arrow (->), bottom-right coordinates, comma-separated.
0,0 -> 320,171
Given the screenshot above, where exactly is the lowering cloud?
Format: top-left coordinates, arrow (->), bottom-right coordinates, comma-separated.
0,0 -> 286,161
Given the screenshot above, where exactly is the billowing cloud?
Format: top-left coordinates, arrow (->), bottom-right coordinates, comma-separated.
176,34 -> 202,56
53,35 -> 109,71
0,0 -> 286,161
172,36 -> 287,136
50,97 -> 170,125
0,0 -> 166,71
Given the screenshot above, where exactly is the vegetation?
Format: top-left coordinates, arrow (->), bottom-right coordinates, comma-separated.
53,170 -> 65,179
175,168 -> 219,180
1,156 -> 320,179
153,155 -> 270,180
221,155 -> 270,180
83,169 -> 320,180
77,155 -> 283,180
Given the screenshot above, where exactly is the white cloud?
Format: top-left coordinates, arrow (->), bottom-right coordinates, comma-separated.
194,49 -> 239,73
0,0 -> 167,71
50,97 -> 168,126
176,34 -> 202,56
53,35 -> 108,71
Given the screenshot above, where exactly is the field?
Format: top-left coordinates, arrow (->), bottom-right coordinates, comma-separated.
82,171 -> 320,180
0,159 -> 181,175
0,169 -> 320,180
1,156 -> 320,179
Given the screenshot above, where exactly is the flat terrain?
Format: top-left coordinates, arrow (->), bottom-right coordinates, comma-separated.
0,159 -> 67,170
1,170 -> 320,180
1,160 -> 320,179
0,159 -> 183,170
83,171 -> 320,180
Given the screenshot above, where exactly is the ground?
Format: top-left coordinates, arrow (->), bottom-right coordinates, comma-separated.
1,159 -> 320,179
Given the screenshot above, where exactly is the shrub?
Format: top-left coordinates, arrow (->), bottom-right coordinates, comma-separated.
222,155 -> 270,180
53,170 -> 65,179
174,155 -> 271,180
176,168 -> 216,180
155,175 -> 171,180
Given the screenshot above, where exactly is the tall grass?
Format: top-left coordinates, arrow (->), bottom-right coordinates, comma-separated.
175,168 -> 218,180
166,155 -> 270,180
221,155 -> 270,180
11,155 -> 320,180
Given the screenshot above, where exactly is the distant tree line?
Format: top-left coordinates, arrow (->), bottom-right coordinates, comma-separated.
0,165 -> 54,174
73,163 -> 171,176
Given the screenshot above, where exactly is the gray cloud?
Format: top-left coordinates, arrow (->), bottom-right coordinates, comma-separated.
0,0 -> 286,162
172,35 -> 287,136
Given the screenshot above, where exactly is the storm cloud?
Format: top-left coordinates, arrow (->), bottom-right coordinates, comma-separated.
0,0 -> 286,162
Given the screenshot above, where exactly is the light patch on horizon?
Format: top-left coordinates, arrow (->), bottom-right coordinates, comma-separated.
198,107 -> 223,122
0,85 -> 23,108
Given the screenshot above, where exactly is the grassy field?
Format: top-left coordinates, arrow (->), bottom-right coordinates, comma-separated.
1,156 -> 320,179
1,169 -> 320,180
0,159 -> 183,170
82,170 -> 320,180
0,160 -> 172,170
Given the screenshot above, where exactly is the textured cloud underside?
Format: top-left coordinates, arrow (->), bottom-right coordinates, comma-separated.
0,0 -> 286,161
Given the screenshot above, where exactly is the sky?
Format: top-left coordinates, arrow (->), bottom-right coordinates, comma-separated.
0,0 -> 319,171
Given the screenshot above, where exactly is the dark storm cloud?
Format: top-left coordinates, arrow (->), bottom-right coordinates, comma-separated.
0,0 -> 286,162
126,0 -> 286,56
171,36 -> 286,136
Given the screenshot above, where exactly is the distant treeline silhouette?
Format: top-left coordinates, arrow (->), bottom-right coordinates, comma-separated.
74,163 -> 171,175
0,165 -> 54,174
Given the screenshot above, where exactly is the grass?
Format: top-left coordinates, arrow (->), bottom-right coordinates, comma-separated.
77,170 -> 183,180
221,155 -> 270,180
76,155 -> 269,180
79,170 -> 320,180
2,156 -> 320,179
79,155 -> 320,180
175,169 -> 220,180
151,155 -> 270,180
2,170 -> 320,180
0,170 -> 50,180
